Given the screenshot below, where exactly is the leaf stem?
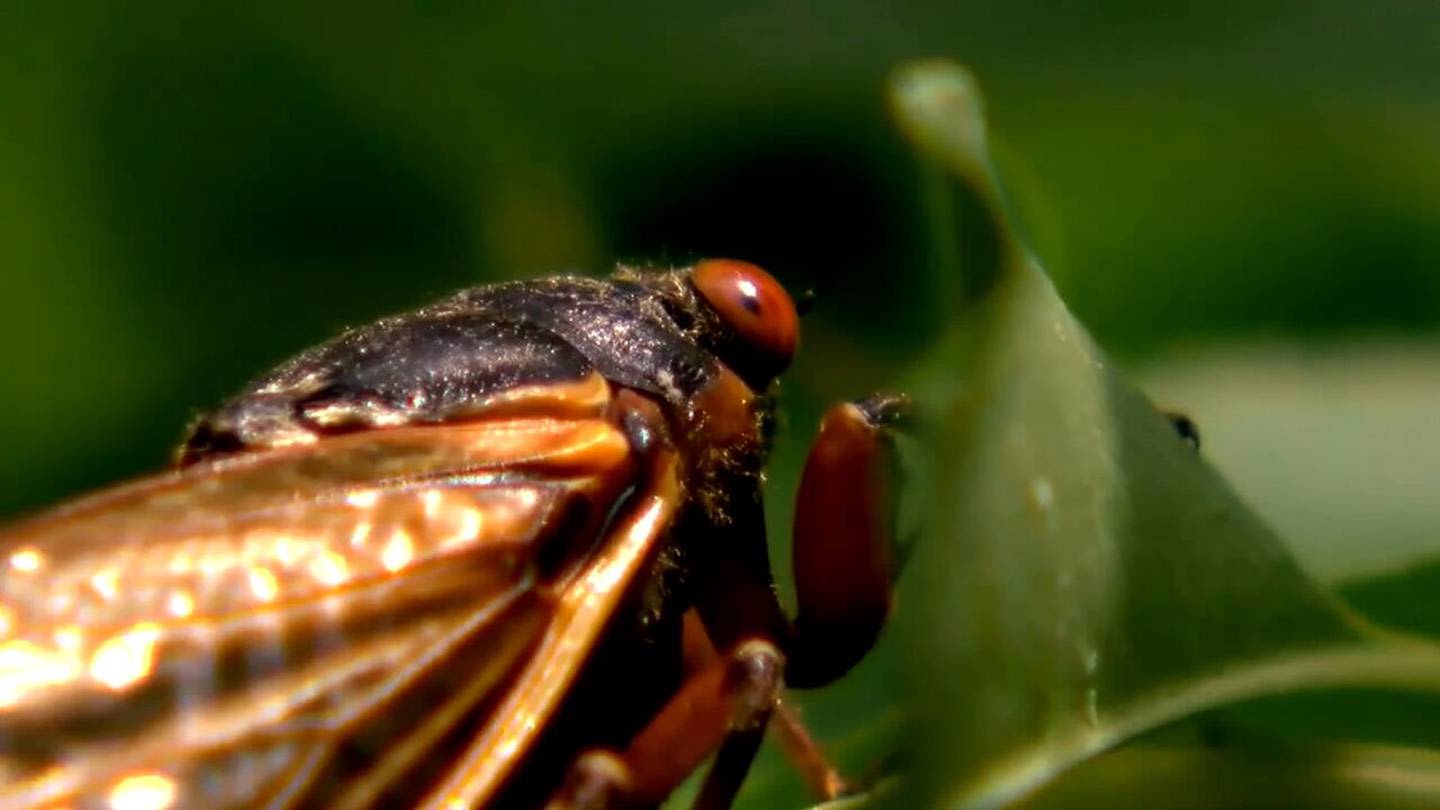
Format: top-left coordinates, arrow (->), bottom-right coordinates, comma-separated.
950,637 -> 1440,808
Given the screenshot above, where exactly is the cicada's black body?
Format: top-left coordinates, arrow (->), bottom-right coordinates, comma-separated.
183,272 -> 779,463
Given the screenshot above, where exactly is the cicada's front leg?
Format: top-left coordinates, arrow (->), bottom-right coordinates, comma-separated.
786,392 -> 909,689
766,392 -> 910,802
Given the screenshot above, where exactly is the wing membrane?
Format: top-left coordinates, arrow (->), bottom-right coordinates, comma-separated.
0,416 -> 633,809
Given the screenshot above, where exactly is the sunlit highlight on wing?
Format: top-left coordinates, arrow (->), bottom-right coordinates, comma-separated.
88,623 -> 162,691
0,411 -> 638,809
107,771 -> 177,810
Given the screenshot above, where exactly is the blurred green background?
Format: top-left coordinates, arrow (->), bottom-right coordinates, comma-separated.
5,3 -> 1440,806
4,0 -> 1439,581
7,2 -> 1439,587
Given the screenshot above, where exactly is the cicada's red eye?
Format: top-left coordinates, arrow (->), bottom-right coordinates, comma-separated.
690,258 -> 799,375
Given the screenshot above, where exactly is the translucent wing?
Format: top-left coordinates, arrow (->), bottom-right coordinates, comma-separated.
0,416 -> 636,809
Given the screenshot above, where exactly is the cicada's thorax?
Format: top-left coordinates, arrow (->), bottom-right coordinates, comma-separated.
179,266 -> 776,535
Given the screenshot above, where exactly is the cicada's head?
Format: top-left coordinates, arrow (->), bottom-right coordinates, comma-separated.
633,259 -> 800,394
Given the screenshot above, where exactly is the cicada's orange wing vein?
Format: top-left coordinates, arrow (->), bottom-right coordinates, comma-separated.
421,445 -> 682,808
0,416 -> 635,809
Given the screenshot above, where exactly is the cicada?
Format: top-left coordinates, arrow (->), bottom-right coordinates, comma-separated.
0,259 -> 905,809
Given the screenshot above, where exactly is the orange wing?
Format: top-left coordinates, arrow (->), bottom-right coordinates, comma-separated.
0,416 -> 638,809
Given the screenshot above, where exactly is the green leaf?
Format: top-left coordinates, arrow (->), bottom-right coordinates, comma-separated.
888,60 -> 1440,808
